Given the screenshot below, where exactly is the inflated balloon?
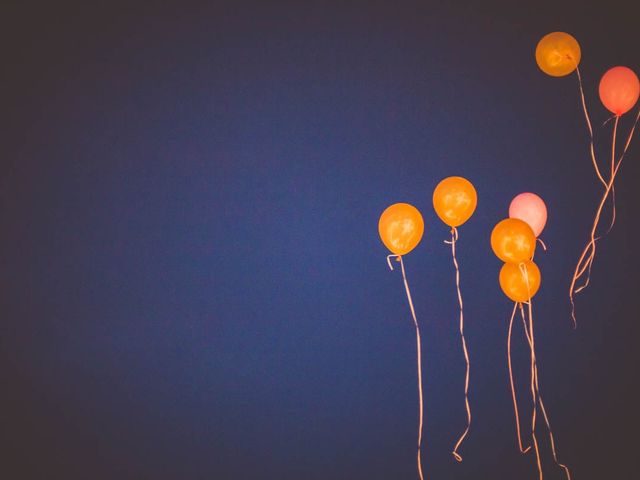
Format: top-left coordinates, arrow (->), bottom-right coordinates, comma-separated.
491,218 -> 536,263
500,260 -> 541,303
509,193 -> 548,238
500,257 -> 571,477
599,66 -> 640,116
433,175 -> 477,461
535,32 -> 581,77
432,176 -> 477,228
378,203 -> 426,479
378,203 -> 424,256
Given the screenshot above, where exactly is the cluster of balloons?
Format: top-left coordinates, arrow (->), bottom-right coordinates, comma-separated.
378,176 -> 478,479
535,31 -> 639,117
491,193 -> 546,303
374,29 -> 639,480
536,31 -> 640,325
378,176 -> 478,256
378,187 -> 559,479
491,193 -> 572,480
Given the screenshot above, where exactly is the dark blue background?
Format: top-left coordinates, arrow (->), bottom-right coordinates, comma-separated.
2,1 -> 639,478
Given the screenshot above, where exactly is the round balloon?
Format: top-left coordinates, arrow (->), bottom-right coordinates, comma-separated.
432,176 -> 477,228
599,66 -> 640,116
491,218 -> 536,263
499,260 -> 541,303
535,32 -> 581,77
508,192 -> 547,237
378,203 -> 424,256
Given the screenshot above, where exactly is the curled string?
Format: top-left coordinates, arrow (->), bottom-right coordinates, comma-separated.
518,307 -> 572,480
386,254 -> 400,270
569,107 -> 640,327
508,301 -> 531,454
444,227 -> 471,462
519,263 -> 543,480
575,66 -> 607,188
387,254 -> 425,480
537,238 -> 547,252
602,114 -> 617,127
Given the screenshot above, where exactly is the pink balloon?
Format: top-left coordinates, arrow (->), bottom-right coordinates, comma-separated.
508,193 -> 547,237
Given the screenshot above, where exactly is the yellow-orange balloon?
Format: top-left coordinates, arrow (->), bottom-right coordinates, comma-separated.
491,218 -> 536,263
378,203 -> 424,255
499,260 -> 541,302
432,176 -> 477,227
535,32 -> 581,77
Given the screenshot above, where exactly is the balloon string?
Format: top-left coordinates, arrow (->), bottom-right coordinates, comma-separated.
569,115 -> 619,325
387,255 -> 425,480
537,238 -> 547,252
603,109 -> 640,235
519,264 -> 543,480
621,106 -> 640,153
607,114 -> 618,234
518,306 -> 572,480
508,301 -> 531,454
575,66 -> 607,188
575,65 -> 616,235
445,227 -> 472,462
569,107 -> 640,327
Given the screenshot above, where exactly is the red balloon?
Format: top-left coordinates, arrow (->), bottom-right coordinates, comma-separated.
599,66 -> 640,116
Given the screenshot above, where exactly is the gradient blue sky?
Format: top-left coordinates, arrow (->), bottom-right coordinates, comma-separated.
2,1 -> 639,478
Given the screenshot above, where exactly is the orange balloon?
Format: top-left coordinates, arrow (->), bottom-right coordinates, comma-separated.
490,218 -> 536,263
599,66 -> 640,116
499,260 -> 541,303
432,176 -> 477,227
535,32 -> 581,77
378,203 -> 424,255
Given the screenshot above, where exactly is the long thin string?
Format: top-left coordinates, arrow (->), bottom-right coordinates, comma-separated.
519,264 -> 543,480
569,115 -> 619,326
607,118 -> 618,234
508,301 -> 531,454
621,107 -> 640,154
445,227 -> 472,462
569,107 -> 640,327
605,107 -> 640,233
576,66 -> 616,236
518,307 -> 572,480
575,66 -> 607,188
594,114 -> 619,267
388,254 -> 425,480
